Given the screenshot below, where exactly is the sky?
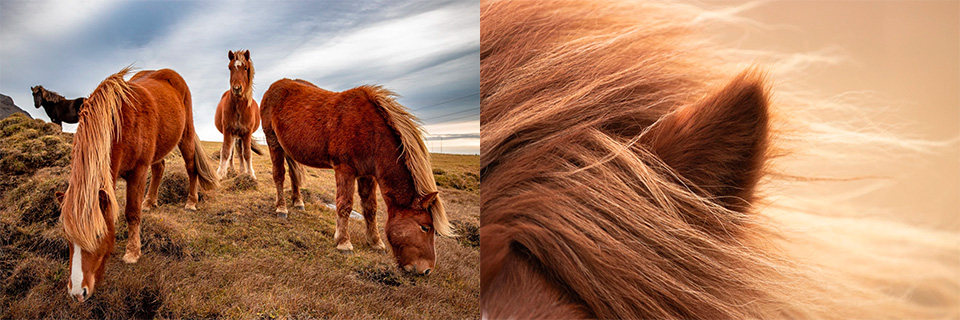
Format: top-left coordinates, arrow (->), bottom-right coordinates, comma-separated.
0,0 -> 479,154
715,1 -> 958,226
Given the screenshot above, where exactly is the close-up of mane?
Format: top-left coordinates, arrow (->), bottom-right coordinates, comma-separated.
479,0 -> 959,318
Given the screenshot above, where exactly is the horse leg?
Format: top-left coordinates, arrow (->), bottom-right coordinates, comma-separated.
180,138 -> 201,211
289,157 -> 305,210
357,176 -> 384,250
217,134 -> 235,179
141,159 -> 165,211
241,134 -> 255,179
334,168 -> 357,252
268,140 -> 289,217
122,166 -> 149,264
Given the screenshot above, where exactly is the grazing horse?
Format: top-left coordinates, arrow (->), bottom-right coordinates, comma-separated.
480,0 -> 959,319
30,85 -> 85,127
215,49 -> 262,179
260,79 -> 453,275
57,67 -> 218,302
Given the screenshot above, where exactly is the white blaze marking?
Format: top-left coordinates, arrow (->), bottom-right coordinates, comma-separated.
235,61 -> 242,69
70,243 -> 84,295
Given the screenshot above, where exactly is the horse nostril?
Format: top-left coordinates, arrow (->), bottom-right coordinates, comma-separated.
82,288 -> 88,298
423,268 -> 431,275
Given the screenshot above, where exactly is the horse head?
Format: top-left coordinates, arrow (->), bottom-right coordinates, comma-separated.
227,50 -> 254,99
31,85 -> 44,109
385,191 -> 440,275
56,186 -> 119,302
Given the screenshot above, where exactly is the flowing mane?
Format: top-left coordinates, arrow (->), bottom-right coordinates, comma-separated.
362,85 -> 453,237
60,67 -> 134,252
481,0 -> 958,318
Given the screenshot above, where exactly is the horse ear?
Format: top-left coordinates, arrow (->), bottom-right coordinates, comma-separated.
55,191 -> 65,204
243,50 -> 250,61
640,71 -> 769,211
418,192 -> 439,210
228,50 -> 235,61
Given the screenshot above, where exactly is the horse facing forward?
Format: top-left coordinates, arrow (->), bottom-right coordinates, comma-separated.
57,67 -> 218,302
480,0 -> 959,318
30,85 -> 85,127
260,79 -> 453,275
215,49 -> 262,179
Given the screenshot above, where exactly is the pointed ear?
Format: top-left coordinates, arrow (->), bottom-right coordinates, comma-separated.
418,192 -> 439,210
228,50 -> 235,61
55,191 -> 65,204
243,50 -> 250,61
640,71 -> 769,211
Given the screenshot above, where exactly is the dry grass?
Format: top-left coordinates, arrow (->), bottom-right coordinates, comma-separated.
0,113 -> 479,319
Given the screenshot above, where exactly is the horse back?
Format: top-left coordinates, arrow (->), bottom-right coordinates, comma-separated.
262,79 -> 395,171
114,69 -> 192,170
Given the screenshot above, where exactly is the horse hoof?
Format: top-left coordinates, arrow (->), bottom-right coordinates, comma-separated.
336,242 -> 354,252
122,252 -> 140,264
277,212 -> 288,218
184,204 -> 197,211
371,243 -> 386,251
294,204 -> 305,210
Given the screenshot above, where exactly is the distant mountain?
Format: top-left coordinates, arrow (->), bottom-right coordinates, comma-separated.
0,93 -> 32,120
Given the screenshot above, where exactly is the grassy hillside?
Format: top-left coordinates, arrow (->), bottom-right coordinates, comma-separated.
0,113 -> 479,319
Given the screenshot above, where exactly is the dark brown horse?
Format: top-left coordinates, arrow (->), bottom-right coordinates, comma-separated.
57,67 -> 218,302
31,85 -> 84,127
481,0 -> 958,318
260,79 -> 452,275
215,49 -> 261,179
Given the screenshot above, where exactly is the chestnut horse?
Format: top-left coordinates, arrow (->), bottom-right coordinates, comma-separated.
57,67 -> 218,302
481,0 -> 958,318
260,79 -> 453,275
30,85 -> 85,127
215,49 -> 261,179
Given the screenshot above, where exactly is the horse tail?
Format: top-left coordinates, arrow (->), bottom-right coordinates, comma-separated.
193,133 -> 219,190
363,85 -> 454,237
285,155 -> 304,186
237,138 -> 264,155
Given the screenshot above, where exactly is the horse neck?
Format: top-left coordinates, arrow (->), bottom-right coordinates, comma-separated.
227,93 -> 249,111
373,142 -> 419,214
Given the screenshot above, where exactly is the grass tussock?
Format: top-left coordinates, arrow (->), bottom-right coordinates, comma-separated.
0,119 -> 479,319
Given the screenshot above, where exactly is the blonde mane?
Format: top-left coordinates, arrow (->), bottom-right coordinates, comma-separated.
60,67 -> 135,252
481,0 -> 958,318
364,85 -> 454,237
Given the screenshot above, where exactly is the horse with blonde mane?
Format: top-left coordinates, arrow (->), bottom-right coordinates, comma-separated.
57,67 -> 218,302
215,49 -> 262,179
260,79 -> 452,275
480,0 -> 959,318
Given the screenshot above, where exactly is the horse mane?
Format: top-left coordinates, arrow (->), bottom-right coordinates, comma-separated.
60,67 -> 135,252
37,85 -> 65,104
481,0 -> 958,318
362,85 -> 454,237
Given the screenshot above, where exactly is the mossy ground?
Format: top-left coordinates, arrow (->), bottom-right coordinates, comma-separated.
0,114 -> 480,319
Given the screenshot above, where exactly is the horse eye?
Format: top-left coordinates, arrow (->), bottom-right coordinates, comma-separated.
420,225 -> 430,232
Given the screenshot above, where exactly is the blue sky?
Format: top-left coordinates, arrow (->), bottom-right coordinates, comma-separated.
0,0 -> 479,154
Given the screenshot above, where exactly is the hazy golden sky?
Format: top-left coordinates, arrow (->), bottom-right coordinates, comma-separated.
717,1 -> 959,226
